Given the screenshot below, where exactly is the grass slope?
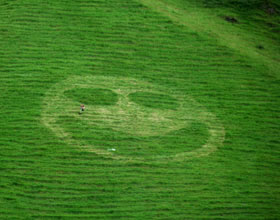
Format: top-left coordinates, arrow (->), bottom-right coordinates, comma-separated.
0,0 -> 279,219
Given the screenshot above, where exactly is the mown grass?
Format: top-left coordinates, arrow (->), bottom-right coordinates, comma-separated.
0,0 -> 279,219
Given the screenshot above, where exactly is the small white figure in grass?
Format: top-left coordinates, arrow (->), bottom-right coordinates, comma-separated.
79,104 -> 85,114
108,148 -> 116,152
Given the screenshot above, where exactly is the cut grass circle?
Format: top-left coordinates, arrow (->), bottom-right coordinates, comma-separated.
41,75 -> 225,162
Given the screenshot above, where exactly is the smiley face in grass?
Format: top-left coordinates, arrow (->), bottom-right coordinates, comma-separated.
41,75 -> 225,161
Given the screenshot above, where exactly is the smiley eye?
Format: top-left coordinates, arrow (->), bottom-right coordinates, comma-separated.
64,88 -> 118,105
128,91 -> 179,110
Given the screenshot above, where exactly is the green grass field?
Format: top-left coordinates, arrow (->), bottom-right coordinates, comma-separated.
0,0 -> 280,219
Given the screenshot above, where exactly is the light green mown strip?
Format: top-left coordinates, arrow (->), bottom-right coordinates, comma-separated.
138,0 -> 280,78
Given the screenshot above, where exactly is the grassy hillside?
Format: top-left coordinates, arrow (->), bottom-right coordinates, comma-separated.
0,0 -> 279,219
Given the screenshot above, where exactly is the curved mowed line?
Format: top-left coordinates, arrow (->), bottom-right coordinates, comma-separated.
41,75 -> 225,162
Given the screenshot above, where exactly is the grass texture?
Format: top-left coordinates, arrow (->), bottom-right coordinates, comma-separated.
0,0 -> 279,219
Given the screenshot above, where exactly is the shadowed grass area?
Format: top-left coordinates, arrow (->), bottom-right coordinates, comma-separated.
64,88 -> 118,105
128,92 -> 179,110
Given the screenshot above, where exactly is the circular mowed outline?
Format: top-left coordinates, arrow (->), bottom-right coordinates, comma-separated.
41,75 -> 225,162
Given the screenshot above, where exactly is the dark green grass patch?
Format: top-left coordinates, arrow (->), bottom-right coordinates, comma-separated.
128,91 -> 179,110
64,88 -> 118,106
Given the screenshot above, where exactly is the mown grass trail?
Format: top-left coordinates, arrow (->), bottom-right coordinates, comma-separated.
139,0 -> 280,78
0,0 -> 279,219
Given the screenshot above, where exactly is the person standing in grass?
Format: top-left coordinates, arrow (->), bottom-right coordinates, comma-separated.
80,104 -> 85,114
